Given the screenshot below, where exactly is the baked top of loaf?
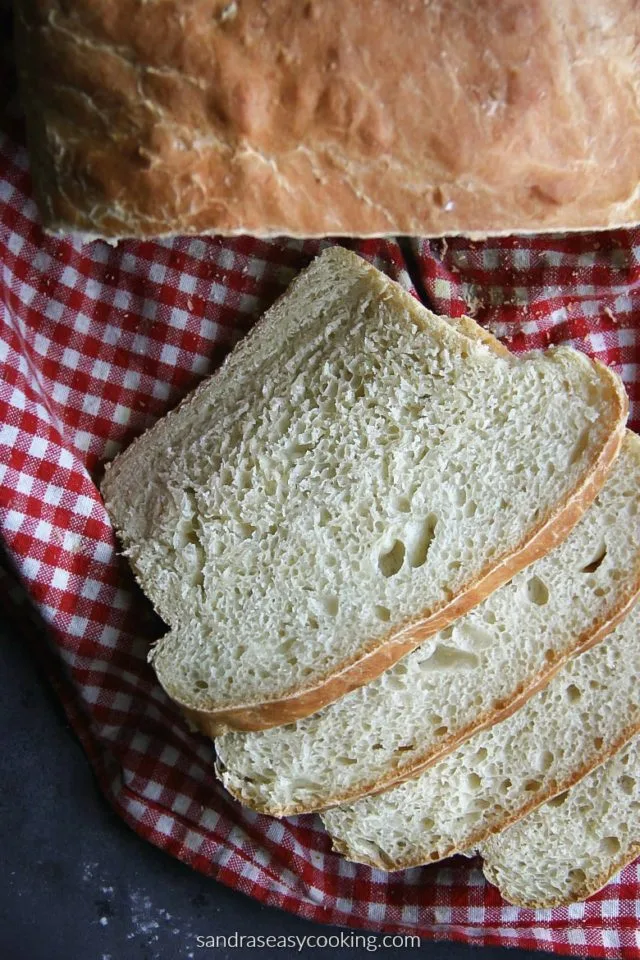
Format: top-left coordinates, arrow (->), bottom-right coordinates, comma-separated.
100,247 -> 626,732
322,600 -> 640,871
215,431 -> 640,815
480,734 -> 640,908
15,0 -> 640,238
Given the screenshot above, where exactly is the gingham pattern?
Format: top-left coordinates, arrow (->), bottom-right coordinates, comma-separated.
1,129 -> 639,959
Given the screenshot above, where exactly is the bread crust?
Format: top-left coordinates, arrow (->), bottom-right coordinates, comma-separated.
326,719 -> 640,871
481,840 -> 640,908
14,0 -> 640,238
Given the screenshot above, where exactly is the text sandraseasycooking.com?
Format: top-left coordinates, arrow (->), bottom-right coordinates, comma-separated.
195,931 -> 420,951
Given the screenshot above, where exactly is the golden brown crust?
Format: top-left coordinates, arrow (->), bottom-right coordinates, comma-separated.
14,0 -> 640,239
481,840 -> 640,908
328,719 -> 640,871
180,368 -> 627,735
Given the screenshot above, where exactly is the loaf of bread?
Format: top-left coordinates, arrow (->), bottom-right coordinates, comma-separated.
14,0 -> 640,239
215,430 -> 640,815
322,600 -> 640,870
479,734 -> 640,908
100,248 -> 626,734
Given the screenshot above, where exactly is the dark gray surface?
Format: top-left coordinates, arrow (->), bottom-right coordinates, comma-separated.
0,614 -> 552,960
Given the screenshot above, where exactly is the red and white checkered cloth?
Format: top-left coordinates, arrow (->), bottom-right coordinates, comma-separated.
1,129 -> 639,958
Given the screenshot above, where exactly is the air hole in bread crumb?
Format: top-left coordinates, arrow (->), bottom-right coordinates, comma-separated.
568,427 -> 590,466
594,736 -> 604,750
422,817 -> 435,830
408,514 -> 437,568
619,775 -> 635,796
466,773 -> 482,790
568,868 -> 586,886
600,836 -> 621,855
537,750 -> 554,772
194,680 -> 208,690
322,596 -> 339,616
524,779 -> 541,792
548,790 -> 570,808
434,725 -> 449,737
378,539 -> 405,577
288,442 -> 315,458
464,500 -> 477,518
395,743 -> 415,754
499,778 -> 512,794
374,605 -> 391,622
526,575 -> 549,605
566,683 -> 582,703
336,756 -> 358,766
318,507 -> 331,527
582,542 -> 607,573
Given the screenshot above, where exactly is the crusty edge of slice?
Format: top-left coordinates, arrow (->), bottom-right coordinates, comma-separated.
213,572 -> 640,815
103,248 -> 628,732
481,840 -> 640,909
323,719 -> 640,872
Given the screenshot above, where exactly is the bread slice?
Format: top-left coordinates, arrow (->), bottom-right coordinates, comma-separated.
322,599 -> 640,870
100,246 -> 626,733
479,734 -> 640,907
215,431 -> 640,814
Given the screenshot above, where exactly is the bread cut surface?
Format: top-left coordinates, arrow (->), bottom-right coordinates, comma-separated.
100,247 -> 626,732
15,0 -> 640,239
322,600 -> 640,871
215,432 -> 640,814
480,734 -> 640,908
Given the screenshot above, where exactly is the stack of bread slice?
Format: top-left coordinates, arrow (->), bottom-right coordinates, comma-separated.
101,247 -> 639,907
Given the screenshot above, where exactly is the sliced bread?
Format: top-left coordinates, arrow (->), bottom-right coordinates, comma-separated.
322,600 -> 640,871
215,432 -> 640,814
479,734 -> 640,907
100,246 -> 627,733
